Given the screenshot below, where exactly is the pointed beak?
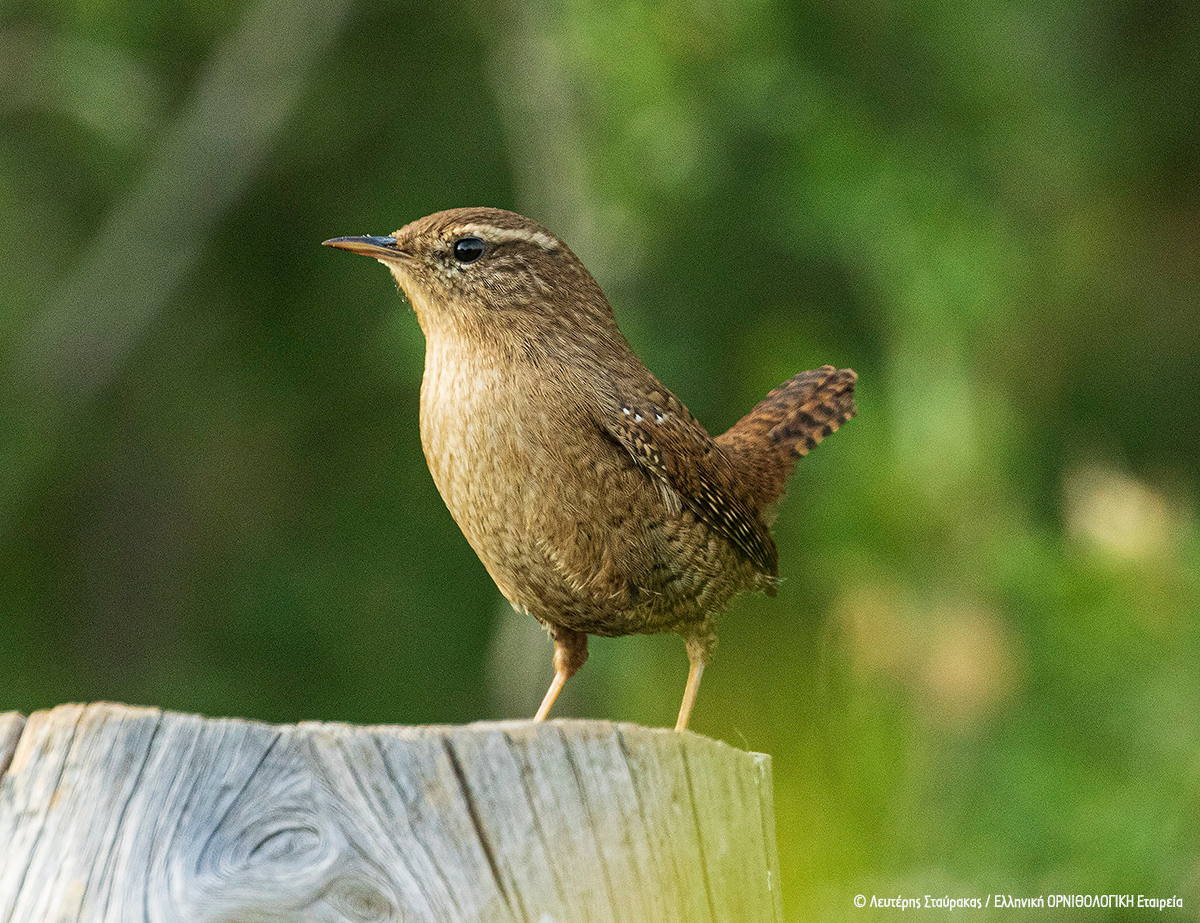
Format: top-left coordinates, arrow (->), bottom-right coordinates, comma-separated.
322,235 -> 408,261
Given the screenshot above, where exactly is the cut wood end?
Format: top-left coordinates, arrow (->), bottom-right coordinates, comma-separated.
0,702 -> 782,922
2,703 -> 770,777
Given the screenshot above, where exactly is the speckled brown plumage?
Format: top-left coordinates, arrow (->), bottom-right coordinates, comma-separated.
324,208 -> 857,730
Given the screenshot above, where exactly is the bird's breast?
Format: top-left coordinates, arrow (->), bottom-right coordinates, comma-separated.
418,340 -> 640,612
420,342 -> 549,528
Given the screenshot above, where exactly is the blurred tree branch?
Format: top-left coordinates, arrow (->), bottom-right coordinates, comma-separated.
1,0 -> 351,535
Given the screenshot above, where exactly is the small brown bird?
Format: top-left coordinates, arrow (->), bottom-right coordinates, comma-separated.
325,208 -> 855,731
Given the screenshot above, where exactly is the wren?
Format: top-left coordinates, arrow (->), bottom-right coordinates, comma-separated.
324,208 -> 856,731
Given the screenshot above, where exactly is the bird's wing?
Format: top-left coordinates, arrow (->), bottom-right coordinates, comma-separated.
597,389 -> 778,577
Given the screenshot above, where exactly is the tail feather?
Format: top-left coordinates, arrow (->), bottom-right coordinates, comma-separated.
717,365 -> 857,509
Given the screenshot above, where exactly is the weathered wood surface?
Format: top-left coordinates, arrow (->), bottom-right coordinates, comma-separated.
0,703 -> 782,923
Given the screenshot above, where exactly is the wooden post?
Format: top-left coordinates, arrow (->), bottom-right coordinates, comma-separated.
0,703 -> 782,922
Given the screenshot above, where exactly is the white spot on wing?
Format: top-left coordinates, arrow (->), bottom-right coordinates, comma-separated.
657,479 -> 684,516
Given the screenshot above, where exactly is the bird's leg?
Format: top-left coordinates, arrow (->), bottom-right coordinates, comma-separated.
534,626 -> 588,721
676,627 -> 716,732
675,661 -> 705,732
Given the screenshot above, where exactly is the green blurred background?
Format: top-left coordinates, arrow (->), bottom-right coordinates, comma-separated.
2,0 -> 1198,918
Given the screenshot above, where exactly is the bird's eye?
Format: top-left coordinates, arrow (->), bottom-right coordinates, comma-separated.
452,237 -> 485,264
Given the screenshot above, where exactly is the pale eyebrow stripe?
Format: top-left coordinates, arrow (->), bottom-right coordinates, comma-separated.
453,224 -> 560,251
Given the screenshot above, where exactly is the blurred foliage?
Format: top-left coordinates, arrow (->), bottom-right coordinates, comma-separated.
2,0 -> 1198,919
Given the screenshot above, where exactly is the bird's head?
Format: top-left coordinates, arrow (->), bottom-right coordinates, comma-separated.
324,207 -> 618,350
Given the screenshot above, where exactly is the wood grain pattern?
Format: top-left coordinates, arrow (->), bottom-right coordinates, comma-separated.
0,703 -> 782,923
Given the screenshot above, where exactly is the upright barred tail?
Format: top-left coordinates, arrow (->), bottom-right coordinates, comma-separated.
717,365 -> 857,509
